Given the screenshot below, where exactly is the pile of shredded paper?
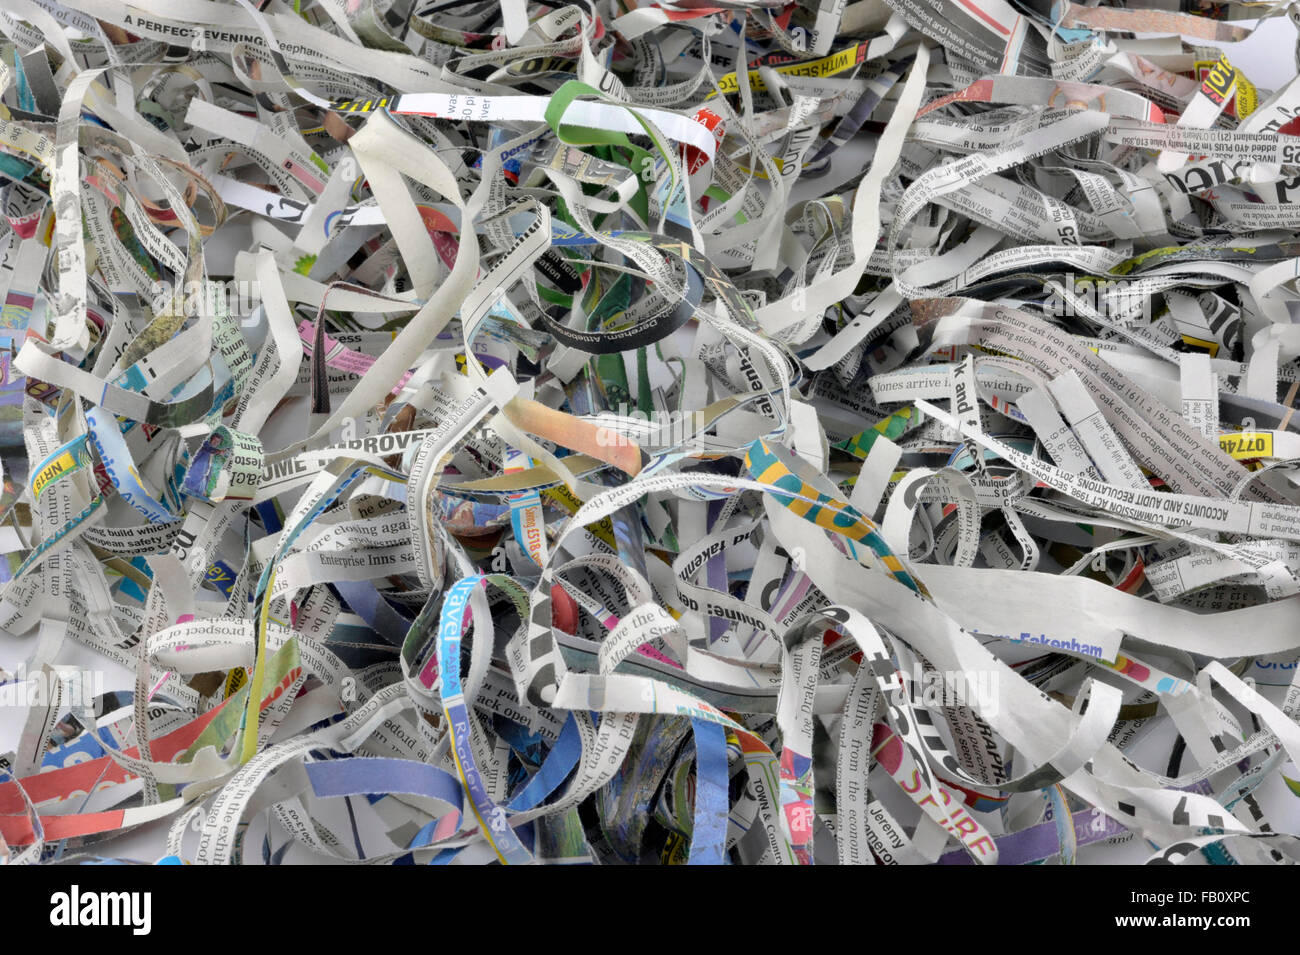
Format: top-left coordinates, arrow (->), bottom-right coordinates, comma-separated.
7,0 -> 1300,866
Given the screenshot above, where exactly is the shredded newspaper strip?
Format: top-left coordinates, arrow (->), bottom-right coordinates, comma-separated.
3,0 -> 1300,867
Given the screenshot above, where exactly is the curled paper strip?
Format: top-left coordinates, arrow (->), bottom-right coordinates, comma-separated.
2,0 -> 1300,868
